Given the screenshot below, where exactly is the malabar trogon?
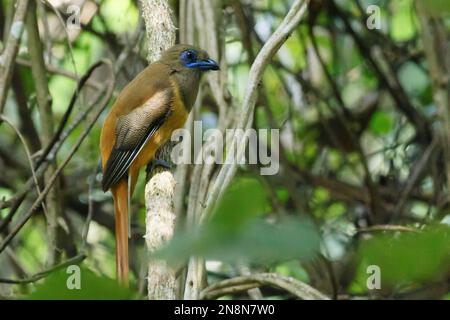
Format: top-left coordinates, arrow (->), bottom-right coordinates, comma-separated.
100,44 -> 219,284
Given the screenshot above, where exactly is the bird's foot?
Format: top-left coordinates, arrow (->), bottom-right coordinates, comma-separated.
146,158 -> 173,174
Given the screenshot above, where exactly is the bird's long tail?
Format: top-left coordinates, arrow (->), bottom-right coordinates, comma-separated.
111,179 -> 129,286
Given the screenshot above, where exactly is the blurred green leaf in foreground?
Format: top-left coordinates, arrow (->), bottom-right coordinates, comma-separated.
155,178 -> 321,265
355,225 -> 450,291
25,266 -> 134,300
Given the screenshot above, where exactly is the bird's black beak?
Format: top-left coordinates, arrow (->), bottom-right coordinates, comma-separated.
196,58 -> 220,71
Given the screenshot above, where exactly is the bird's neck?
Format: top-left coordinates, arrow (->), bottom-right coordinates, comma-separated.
171,70 -> 200,110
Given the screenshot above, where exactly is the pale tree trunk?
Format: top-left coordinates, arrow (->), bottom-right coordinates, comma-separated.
138,0 -> 178,300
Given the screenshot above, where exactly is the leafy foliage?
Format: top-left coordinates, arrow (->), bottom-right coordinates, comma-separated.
356,226 -> 450,288
26,266 -> 134,300
157,178 -> 321,265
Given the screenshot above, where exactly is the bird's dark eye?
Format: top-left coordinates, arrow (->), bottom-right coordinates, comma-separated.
181,50 -> 197,64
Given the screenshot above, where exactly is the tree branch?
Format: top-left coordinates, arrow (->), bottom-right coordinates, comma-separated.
200,273 -> 329,300
26,0 -> 62,265
0,253 -> 86,284
0,0 -> 29,114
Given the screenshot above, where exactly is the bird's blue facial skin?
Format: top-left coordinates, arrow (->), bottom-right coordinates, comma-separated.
180,50 -> 219,71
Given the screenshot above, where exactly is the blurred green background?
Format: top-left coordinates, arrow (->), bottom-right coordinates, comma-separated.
0,0 -> 449,299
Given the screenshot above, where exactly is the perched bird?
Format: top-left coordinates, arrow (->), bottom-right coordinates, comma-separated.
100,44 -> 219,284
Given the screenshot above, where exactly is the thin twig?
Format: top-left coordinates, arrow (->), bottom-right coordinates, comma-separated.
0,253 -> 86,284
390,138 -> 437,222
80,160 -> 100,252
357,225 -> 420,234
0,115 -> 47,217
0,0 -> 29,114
15,57 -> 103,90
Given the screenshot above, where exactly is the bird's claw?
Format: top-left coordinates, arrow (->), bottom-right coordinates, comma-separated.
146,159 -> 173,173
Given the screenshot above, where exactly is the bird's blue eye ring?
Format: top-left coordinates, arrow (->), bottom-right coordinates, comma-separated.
181,50 -> 197,63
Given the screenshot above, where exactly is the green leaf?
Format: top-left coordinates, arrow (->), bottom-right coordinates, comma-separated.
211,177 -> 269,230
369,111 -> 394,136
155,178 -> 320,264
390,0 -> 417,41
156,216 -> 320,265
398,62 -> 430,97
26,266 -> 135,300
356,225 -> 450,288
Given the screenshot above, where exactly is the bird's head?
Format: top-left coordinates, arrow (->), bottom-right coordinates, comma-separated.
159,44 -> 219,108
160,44 -> 220,72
